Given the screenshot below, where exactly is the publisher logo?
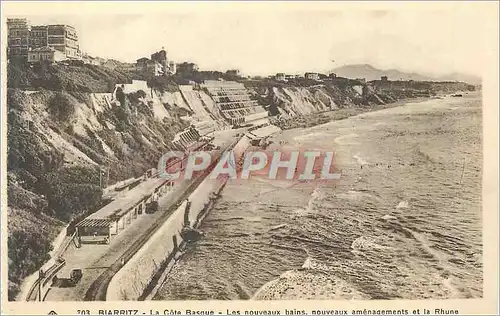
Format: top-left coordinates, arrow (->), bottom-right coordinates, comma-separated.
158,148 -> 341,182
48,311 -> 57,315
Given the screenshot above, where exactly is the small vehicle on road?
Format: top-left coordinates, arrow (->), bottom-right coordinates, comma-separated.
70,269 -> 83,285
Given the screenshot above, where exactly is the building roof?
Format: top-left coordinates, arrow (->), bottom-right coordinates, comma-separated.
7,18 -> 28,22
84,177 -> 168,221
137,57 -> 149,62
7,18 -> 29,27
47,24 -> 76,30
76,218 -> 114,228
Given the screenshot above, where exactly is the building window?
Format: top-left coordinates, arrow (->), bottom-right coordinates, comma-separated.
48,37 -> 65,45
48,28 -> 65,36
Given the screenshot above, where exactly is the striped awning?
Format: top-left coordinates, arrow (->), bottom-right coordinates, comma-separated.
76,218 -> 114,228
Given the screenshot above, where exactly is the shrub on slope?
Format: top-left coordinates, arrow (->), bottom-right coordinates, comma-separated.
8,62 -> 132,93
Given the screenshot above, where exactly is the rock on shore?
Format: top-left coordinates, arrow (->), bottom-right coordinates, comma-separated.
252,269 -> 370,300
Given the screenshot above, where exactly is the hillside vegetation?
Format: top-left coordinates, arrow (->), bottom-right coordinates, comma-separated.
8,62 -> 132,93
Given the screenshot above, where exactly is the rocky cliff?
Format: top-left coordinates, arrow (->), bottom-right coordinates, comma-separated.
6,85 -> 193,298
244,78 -> 475,129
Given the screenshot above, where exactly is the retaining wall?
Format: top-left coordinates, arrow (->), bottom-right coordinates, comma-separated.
19,224 -> 69,301
40,260 -> 66,300
232,135 -> 250,159
105,135 -> 251,301
106,199 -> 187,300
187,175 -> 223,226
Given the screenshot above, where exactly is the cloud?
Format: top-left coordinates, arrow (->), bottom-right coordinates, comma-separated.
22,7 -> 488,77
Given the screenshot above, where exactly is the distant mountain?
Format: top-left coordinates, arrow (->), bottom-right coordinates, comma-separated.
329,64 -> 481,84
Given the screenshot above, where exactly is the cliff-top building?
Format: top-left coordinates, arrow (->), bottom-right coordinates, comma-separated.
275,73 -> 286,81
7,17 -> 80,60
136,48 -> 176,77
7,18 -> 30,58
29,25 -> 48,48
151,49 -> 167,68
177,62 -> 199,75
47,24 -> 80,59
27,46 -> 66,63
226,69 -> 241,77
168,61 -> 177,75
305,72 -> 320,80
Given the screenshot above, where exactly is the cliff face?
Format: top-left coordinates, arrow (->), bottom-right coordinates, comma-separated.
246,79 -> 475,119
247,82 -> 388,118
8,89 -> 188,178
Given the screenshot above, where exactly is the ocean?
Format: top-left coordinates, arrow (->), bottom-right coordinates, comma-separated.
153,93 -> 482,300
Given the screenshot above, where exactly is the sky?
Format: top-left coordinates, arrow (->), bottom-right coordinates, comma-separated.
14,3 -> 494,77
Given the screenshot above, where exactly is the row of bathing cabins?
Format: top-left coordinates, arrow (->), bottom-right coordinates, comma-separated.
76,79 -> 280,243
171,80 -> 272,149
